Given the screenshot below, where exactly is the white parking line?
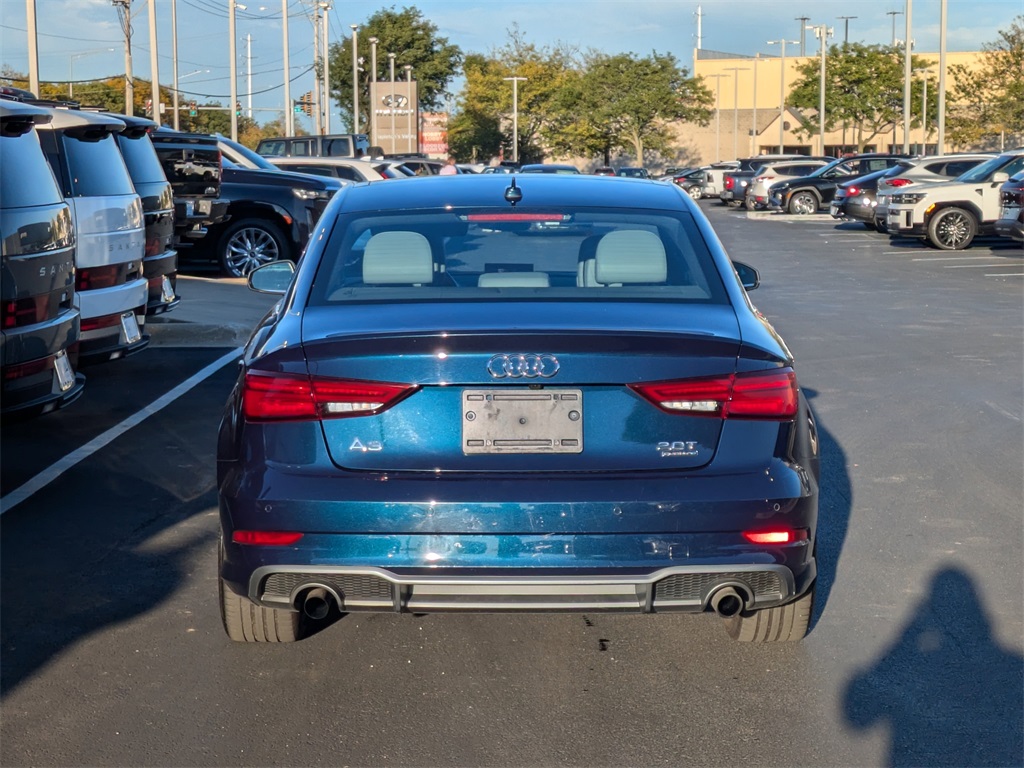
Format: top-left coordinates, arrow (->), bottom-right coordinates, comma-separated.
913,256 -> 1009,261
985,273 -> 1024,277
944,264 -> 1015,268
0,347 -> 242,516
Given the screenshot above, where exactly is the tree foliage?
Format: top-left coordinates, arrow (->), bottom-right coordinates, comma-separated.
327,6 -> 462,134
788,43 -> 935,152
947,15 -> 1024,149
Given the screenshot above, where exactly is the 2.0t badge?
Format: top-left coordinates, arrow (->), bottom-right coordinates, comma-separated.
487,353 -> 559,379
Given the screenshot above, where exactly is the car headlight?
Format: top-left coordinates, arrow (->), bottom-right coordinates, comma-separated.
292,187 -> 331,200
891,193 -> 926,204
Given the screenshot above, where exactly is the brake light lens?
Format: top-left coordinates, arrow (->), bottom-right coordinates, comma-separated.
724,177 -> 734,189
888,178 -> 913,187
743,528 -> 808,545
464,213 -> 568,222
242,371 -> 418,422
845,186 -> 861,197
3,295 -> 50,329
77,264 -> 123,291
232,530 -> 304,546
629,368 -> 798,420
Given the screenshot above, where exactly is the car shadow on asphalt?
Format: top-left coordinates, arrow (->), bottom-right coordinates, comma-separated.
843,566 -> 1024,766
802,388 -> 849,634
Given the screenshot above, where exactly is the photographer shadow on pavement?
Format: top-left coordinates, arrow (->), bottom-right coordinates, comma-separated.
843,566 -> 1023,767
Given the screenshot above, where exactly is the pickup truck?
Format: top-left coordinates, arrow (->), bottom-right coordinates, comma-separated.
149,129 -> 230,246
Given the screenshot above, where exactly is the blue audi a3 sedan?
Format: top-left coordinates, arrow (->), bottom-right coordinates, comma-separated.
217,173 -> 820,643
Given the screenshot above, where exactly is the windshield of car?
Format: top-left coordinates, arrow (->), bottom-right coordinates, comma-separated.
956,154 -> 1024,183
805,158 -> 849,178
309,207 -> 729,306
218,137 -> 279,170
62,132 -> 135,197
1,129 -> 64,207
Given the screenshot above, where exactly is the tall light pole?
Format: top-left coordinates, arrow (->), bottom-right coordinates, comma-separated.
26,0 -> 40,96
388,52 -> 396,154
751,54 -> 759,154
937,0 -> 947,153
886,10 -> 903,46
913,67 -> 930,154
228,0 -> 242,141
312,4 -> 322,135
282,0 -> 292,135
767,40 -> 798,153
795,16 -> 810,56
724,67 -> 748,160
807,24 -> 834,156
502,76 -> 527,163
404,65 -> 414,153
350,24 -> 359,134
902,0 -> 913,153
171,0 -> 180,128
245,33 -> 253,118
148,0 -> 159,121
836,16 -> 857,44
112,0 -> 133,115
705,73 -> 728,162
369,37 -> 378,145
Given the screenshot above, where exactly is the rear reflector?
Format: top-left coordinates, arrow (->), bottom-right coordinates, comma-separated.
629,368 -> 798,420
242,370 -> 417,422
232,530 -> 303,546
743,528 -> 808,545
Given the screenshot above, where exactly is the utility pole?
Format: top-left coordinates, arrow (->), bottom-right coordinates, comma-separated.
351,24 -> 359,134
282,0 -> 292,134
369,37 -> 378,145
171,0 -> 180,129
388,52 -> 396,154
246,33 -> 253,118
502,76 -> 527,163
112,0 -> 133,115
148,0 -> 159,120
767,40 -> 798,153
808,23 -> 834,156
795,17 -> 810,56
312,4 -> 322,135
228,0 -> 239,141
902,0 -> 913,153
321,2 -> 331,134
836,15 -> 857,44
26,0 -> 40,96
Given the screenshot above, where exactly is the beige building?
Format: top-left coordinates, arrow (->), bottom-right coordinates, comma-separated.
675,48 -> 990,165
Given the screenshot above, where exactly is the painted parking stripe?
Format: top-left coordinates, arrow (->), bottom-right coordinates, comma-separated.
943,264 -> 1016,268
985,273 -> 1024,277
913,256 -> 1010,261
0,347 -> 242,516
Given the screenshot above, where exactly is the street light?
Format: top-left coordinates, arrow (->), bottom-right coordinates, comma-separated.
807,23 -> 834,156
502,76 -> 527,163
388,52 -> 396,154
69,48 -> 115,99
766,40 -> 798,153
705,73 -> 728,162
350,24 -> 359,133
368,37 -> 378,145
913,67 -> 931,154
724,67 -> 749,161
886,9 -> 903,46
403,65 -> 414,153
229,0 -> 242,141
836,15 -> 857,44
902,0 -> 913,154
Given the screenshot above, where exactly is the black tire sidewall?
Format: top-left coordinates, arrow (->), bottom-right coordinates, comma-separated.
218,218 -> 289,278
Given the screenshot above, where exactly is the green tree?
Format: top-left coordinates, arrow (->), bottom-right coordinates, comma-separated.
327,6 -> 462,135
789,43 -> 935,152
549,51 -> 713,164
947,15 -> 1024,149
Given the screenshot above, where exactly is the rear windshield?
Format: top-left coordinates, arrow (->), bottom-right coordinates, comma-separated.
0,129 -> 64,208
116,133 -> 166,184
63,133 -> 135,197
309,207 -> 729,306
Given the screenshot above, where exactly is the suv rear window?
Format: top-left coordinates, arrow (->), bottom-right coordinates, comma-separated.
0,129 -> 64,208
63,133 -> 134,197
323,138 -> 353,157
116,133 -> 166,184
309,207 -> 729,306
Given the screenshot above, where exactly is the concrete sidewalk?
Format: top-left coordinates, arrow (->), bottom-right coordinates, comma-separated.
146,275 -> 279,347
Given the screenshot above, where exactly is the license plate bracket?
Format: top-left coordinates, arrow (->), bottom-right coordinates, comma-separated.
462,389 -> 583,454
53,350 -> 74,392
120,312 -> 142,345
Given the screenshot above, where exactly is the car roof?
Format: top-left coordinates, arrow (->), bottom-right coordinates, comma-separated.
0,99 -> 53,125
332,173 -> 687,214
34,106 -> 126,132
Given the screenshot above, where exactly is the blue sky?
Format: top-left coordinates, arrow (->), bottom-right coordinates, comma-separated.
1,0 -> 1020,126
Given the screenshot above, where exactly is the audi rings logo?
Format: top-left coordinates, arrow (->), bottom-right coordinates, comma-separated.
487,353 -> 560,379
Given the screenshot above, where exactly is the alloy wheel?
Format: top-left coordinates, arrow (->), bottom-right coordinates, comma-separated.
224,226 -> 281,277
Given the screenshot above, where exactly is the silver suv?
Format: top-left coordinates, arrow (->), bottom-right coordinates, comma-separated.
747,160 -> 830,210
885,149 -> 1024,249
874,154 -> 995,232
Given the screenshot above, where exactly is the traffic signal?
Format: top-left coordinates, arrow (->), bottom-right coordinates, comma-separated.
297,91 -> 313,118
235,101 -> 242,117
144,98 -> 152,116
188,100 -> 197,117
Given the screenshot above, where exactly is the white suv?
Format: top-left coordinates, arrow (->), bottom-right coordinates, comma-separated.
886,149 -> 1024,249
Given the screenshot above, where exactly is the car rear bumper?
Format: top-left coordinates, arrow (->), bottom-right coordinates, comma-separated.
994,217 -> 1024,242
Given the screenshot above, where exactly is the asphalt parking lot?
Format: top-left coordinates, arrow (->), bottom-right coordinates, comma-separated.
1,203 -> 1021,767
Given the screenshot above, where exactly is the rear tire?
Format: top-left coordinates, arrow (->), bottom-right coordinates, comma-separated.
218,218 -> 288,278
219,543 -> 302,642
687,185 -> 702,202
745,195 -> 757,211
927,206 -> 977,250
723,582 -> 815,642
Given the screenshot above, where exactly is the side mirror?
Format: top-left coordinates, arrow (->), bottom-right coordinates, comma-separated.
992,172 -> 1010,184
248,260 -> 295,294
733,261 -> 760,291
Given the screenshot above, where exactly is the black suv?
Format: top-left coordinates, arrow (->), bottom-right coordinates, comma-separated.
771,153 -> 912,214
187,135 -> 345,277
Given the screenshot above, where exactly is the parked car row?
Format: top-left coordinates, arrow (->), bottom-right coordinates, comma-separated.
831,149 -> 1023,250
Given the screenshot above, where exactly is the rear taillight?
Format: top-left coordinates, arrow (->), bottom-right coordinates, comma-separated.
845,186 -> 861,196
743,528 -> 808,545
232,530 -> 304,546
888,178 -> 913,187
629,368 -> 798,420
2,295 -> 51,329
724,177 -> 734,189
77,265 -> 122,291
242,371 -> 418,422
